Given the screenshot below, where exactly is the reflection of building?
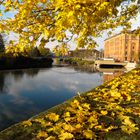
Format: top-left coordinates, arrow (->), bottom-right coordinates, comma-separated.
103,71 -> 124,82
104,32 -> 140,62
68,49 -> 103,60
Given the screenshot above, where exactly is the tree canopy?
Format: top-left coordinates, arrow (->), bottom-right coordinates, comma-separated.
0,0 -> 140,54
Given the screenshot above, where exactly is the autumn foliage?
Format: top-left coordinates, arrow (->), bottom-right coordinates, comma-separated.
0,0 -> 140,53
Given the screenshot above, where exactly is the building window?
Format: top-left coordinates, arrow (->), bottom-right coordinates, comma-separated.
125,57 -> 127,61
125,45 -> 128,49
131,35 -> 136,40
125,40 -> 128,47
131,43 -> 135,50
126,35 -> 129,39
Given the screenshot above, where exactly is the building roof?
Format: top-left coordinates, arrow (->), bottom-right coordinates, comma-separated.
104,30 -> 137,41
68,48 -> 100,53
104,33 -> 122,41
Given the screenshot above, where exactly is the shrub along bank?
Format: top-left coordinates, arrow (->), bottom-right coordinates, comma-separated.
0,55 -> 53,70
0,68 -> 140,140
63,58 -> 95,66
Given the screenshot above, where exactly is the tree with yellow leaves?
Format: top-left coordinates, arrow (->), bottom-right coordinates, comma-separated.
0,0 -> 140,53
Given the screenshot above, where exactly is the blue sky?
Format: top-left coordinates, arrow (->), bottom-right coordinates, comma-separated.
2,12 -> 15,19
0,5 -> 16,19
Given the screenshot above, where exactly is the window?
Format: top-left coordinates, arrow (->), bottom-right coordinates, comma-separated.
125,57 -> 127,61
131,35 -> 136,40
131,43 -> 135,50
125,35 -> 129,39
125,45 -> 128,49
126,40 -> 128,44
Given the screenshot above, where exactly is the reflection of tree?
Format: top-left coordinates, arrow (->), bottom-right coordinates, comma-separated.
0,69 -> 40,93
24,69 -> 39,77
0,72 -> 5,92
11,69 -> 40,80
11,70 -> 25,81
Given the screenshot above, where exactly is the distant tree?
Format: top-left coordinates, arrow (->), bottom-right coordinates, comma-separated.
0,34 -> 5,52
38,46 -> 51,57
30,47 -> 41,57
53,44 -> 69,57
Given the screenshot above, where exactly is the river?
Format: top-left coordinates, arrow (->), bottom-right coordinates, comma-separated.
0,66 -> 125,131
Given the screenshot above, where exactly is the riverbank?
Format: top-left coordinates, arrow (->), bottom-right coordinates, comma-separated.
0,68 -> 140,140
63,57 -> 95,66
0,56 -> 53,70
63,57 -> 96,72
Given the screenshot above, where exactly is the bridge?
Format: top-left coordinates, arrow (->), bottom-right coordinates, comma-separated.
94,60 -> 127,68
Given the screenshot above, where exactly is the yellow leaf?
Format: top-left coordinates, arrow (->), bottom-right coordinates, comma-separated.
83,130 -> 93,139
121,124 -> 139,134
101,110 -> 108,115
22,120 -> 32,127
45,136 -> 56,140
37,131 -> 48,139
75,124 -> 82,129
63,123 -> 75,132
47,113 -> 59,122
82,103 -> 90,109
75,4 -> 81,9
59,132 -> 74,140
64,112 -> 70,117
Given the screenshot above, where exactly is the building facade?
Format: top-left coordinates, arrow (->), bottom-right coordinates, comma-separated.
104,33 -> 140,62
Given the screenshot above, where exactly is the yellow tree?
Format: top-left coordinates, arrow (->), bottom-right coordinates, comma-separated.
53,43 -> 69,57
0,0 -> 140,53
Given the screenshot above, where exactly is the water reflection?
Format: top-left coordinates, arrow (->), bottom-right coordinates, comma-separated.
73,65 -> 126,83
73,65 -> 96,73
0,67 -> 103,131
97,68 -> 126,82
0,69 -> 40,93
0,73 -> 5,92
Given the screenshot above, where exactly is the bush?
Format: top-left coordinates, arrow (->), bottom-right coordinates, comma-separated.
0,54 -> 53,70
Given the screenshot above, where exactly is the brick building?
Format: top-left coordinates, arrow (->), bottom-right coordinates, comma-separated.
104,32 -> 140,62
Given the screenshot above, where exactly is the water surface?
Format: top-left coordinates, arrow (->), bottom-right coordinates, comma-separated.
0,67 -> 104,131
